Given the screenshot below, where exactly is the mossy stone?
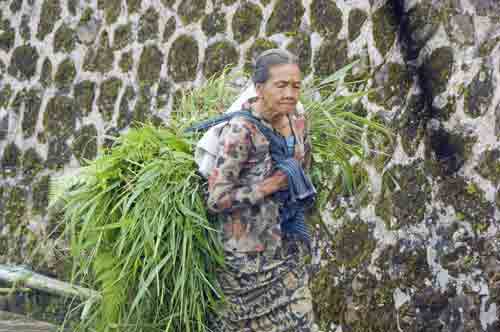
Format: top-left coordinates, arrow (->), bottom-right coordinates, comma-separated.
310,0 -> 342,37
372,1 -> 398,57
21,88 -> 42,138
371,62 -> 412,109
464,67 -> 493,118
375,161 -> 431,229
113,23 -> 133,50
72,124 -> 98,164
496,187 -> 500,209
0,116 -> 8,141
400,95 -> 426,157
103,127 -> 120,149
232,2 -> 262,43
139,7 -> 159,42
160,0 -> 175,8
438,176 -> 494,229
0,84 -> 13,109
163,16 -> 176,42
43,96 -> 77,139
314,37 -> 348,78
202,11 -> 226,37
8,45 -> 39,80
138,45 -> 164,84
37,0 -> 62,40
421,47 -> 454,99
55,58 -> 77,90
20,14 -> 31,40
54,24 -> 76,53
496,103 -> 500,139
132,86 -> 152,125
244,38 -> 278,73
156,79 -> 171,110
287,32 -> 311,76
80,7 -> 94,24
10,0 -> 23,12
118,86 -> 136,129
1,142 -> 21,178
223,0 -> 237,5
404,2 -> 440,59
0,19 -> 15,51
46,137 -> 72,170
445,14 -> 475,46
204,41 -> 239,78
33,175 -> 50,216
98,77 -> 123,122
334,217 -> 376,268
4,186 -> 27,226
74,80 -> 96,115
11,90 -> 25,114
119,51 -> 134,72
168,35 -> 199,82
98,0 -> 122,24
266,0 -> 304,35
475,149 -> 500,185
68,0 -> 78,15
83,31 -> 114,73
478,36 -> 500,57
126,0 -> 141,13
348,9 -> 367,41
260,0 -> 271,5
22,147 -> 44,183
40,58 -> 52,88
178,0 -> 206,25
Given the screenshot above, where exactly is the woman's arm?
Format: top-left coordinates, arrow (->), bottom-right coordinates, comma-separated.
207,120 -> 287,214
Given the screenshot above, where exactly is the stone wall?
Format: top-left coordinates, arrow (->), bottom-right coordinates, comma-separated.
0,0 -> 499,330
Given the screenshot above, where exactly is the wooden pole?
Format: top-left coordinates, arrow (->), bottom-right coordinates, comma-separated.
0,264 -> 100,300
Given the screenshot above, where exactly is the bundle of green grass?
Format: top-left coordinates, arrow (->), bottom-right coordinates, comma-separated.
53,66 -> 389,332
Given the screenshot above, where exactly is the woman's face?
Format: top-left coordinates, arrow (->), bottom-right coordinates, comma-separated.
255,63 -> 302,121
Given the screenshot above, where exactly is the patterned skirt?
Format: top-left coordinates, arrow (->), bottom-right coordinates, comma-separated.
210,240 -> 315,332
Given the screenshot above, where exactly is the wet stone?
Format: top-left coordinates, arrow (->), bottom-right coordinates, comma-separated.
314,37 -> 348,78
54,24 -> 76,53
118,85 -> 136,129
464,66 -> 494,118
43,96 -> 77,139
202,11 -> 226,38
8,45 -> 39,80
162,16 -> 176,42
372,1 -> 398,57
168,35 -> 199,82
475,149 -> 500,185
178,0 -> 206,25
72,124 -> 98,164
54,58 -> 77,90
37,0 -> 62,40
232,2 -> 262,43
138,45 -> 164,85
113,23 -> 133,50
348,8 -> 367,42
98,77 -> 123,122
421,47 -> 454,100
46,137 -> 72,170
119,51 -> 134,72
0,18 -> 15,51
287,32 -> 311,76
138,7 -> 159,42
203,41 -> 239,78
21,88 -> 42,138
310,0 -> 342,38
22,147 -> 44,183
74,80 -> 96,116
266,0 -> 304,35
1,142 -> 21,178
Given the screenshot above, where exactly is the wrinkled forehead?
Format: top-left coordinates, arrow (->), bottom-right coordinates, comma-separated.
267,63 -> 302,83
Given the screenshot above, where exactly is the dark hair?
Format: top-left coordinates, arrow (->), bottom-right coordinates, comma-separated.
252,49 -> 298,84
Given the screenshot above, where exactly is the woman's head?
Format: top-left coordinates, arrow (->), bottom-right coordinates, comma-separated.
252,49 -> 302,121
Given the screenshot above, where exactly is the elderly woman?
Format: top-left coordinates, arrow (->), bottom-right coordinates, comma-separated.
207,49 -> 315,331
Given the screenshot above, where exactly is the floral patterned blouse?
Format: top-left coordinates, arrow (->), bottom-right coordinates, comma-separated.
207,103 -> 311,253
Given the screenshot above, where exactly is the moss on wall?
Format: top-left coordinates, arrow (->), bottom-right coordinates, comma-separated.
372,1 -> 398,57
72,124 -> 98,164
119,51 -> 134,72
21,88 -> 42,139
370,62 -> 412,109
203,41 -> 239,78
464,66 -> 494,118
202,11 -> 226,37
314,37 -> 348,78
20,14 -> 31,41
0,18 -> 15,52
421,47 -> 454,99
32,175 -> 50,216
287,32 -> 311,76
8,45 -> 39,80
310,0 -> 342,37
475,149 -> 500,185
399,95 -> 426,157
22,148 -> 44,183
54,58 -> 77,90
126,0 -> 141,13
244,38 -> 278,73
118,86 -> 136,129
266,0 -> 304,35
139,7 -> 159,42
37,0 -> 61,40
46,137 -> 72,170
40,58 -> 53,87
348,8 -> 367,42
74,80 -> 96,116
138,45 -> 164,85
98,0 -> 122,24
163,16 -> 176,42
98,77 -> 123,122
113,23 -> 133,50
1,142 -> 21,178
83,30 -> 114,74
232,2 -> 262,43
0,84 -> 13,109
178,0 -> 206,25
168,35 -> 199,82
54,24 -> 76,53
43,96 -> 77,139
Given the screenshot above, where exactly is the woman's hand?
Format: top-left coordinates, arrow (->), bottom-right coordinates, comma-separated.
258,170 -> 288,197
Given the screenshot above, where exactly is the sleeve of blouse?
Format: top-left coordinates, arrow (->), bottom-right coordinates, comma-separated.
206,119 -> 267,214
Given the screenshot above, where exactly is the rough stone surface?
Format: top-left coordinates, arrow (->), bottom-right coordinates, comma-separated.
314,37 -> 348,78
203,41 -> 239,78
202,11 -> 226,37
54,24 -> 76,53
8,45 -> 39,80
37,0 -> 61,40
168,35 -> 199,82
43,96 -> 77,139
348,9 -> 367,42
21,89 -> 42,138
98,78 -> 123,121
138,7 -> 159,42
287,32 -> 311,76
54,58 -> 77,90
138,45 -> 164,84
162,16 -> 176,42
464,65 -> 494,118
372,1 -> 398,57
113,23 -> 133,50
266,0 -> 304,35
310,0 -> 342,37
74,80 -> 96,116
72,124 -> 98,164
232,2 -> 262,43
178,0 -> 206,25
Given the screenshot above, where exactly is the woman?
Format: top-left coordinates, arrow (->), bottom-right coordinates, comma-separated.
207,49 -> 315,331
